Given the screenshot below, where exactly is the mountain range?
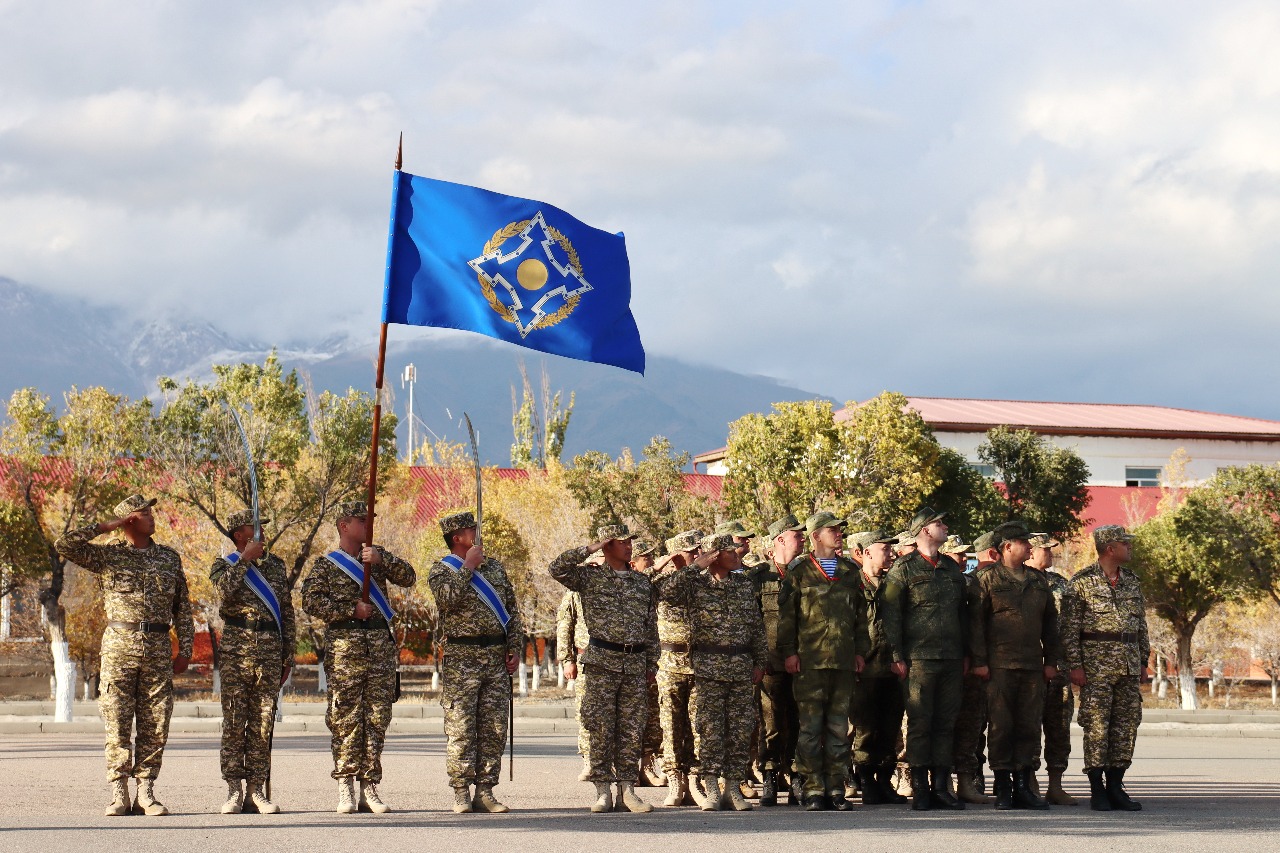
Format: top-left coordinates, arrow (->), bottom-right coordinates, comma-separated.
0,278 -> 827,463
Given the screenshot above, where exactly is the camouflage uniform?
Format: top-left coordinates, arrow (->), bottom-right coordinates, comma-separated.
952,571 -> 989,779
428,516 -> 522,792
654,537 -> 766,781
550,543 -> 658,783
750,548 -> 799,775
849,561 -> 904,772
557,590 -> 591,759
1040,568 -> 1074,772
1062,560 -> 1149,771
56,505 -> 194,785
300,541 -> 415,783
211,535 -> 295,788
653,531 -> 700,777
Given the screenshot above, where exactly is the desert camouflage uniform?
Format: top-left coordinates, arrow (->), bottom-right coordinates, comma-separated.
211,550 -> 295,787
429,554 -> 522,790
300,546 -> 415,782
56,523 -> 194,784
653,564 -> 697,777
1040,569 -> 1074,772
1062,563 -> 1149,771
550,546 -> 658,783
655,561 -> 766,780
557,590 -> 591,758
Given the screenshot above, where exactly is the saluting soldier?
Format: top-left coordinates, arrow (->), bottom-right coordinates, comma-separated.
55,495 -> 194,817
651,529 -> 702,807
428,511 -> 523,814
631,540 -> 667,787
1062,525 -> 1149,812
557,587 -> 591,780
550,524 -> 659,814
211,509 -> 295,815
1028,532 -> 1078,806
300,501 -> 415,815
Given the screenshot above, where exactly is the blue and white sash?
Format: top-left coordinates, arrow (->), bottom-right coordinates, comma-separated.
441,553 -> 512,631
324,549 -> 394,623
225,551 -> 282,632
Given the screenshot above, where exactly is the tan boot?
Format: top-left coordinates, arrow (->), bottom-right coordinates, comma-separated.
617,782 -> 653,813
134,779 -> 169,816
1046,769 -> 1079,806
336,777 -> 357,814
663,771 -> 686,807
895,765 -> 913,797
473,784 -> 510,813
220,780 -> 244,814
725,779 -> 753,811
957,770 -> 992,804
247,782 -> 280,814
104,779 -> 130,817
577,757 -> 591,782
359,781 -> 391,814
590,781 -> 614,813
452,786 -> 474,814
696,775 -> 722,811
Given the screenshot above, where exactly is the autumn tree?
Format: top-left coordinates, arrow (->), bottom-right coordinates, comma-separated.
510,362 -> 574,471
976,426 -> 1091,539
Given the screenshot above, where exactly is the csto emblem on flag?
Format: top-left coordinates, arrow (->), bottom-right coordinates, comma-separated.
467,211 -> 593,339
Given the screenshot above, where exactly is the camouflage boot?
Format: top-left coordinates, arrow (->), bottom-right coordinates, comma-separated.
957,770 -> 992,805
336,777 -> 357,814
104,779 -> 130,817
696,775 -> 722,812
134,779 -> 169,816
663,771 -> 686,807
247,782 -> 280,814
452,786 -> 474,814
590,781 -> 614,813
724,779 -> 753,811
220,780 -> 244,814
1046,769 -> 1078,806
473,784 -> 510,813
359,781 -> 392,814
617,782 -> 653,813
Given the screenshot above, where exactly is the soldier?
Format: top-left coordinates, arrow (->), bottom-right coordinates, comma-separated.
750,514 -> 805,807
428,511 -> 523,814
211,509 -> 295,815
881,507 -> 967,811
969,521 -> 1059,810
847,530 -> 907,806
716,520 -> 759,569
1062,525 -> 1150,812
654,533 -> 766,811
894,532 -> 917,559
650,529 -> 702,807
556,587 -> 591,780
953,528 -> 1002,805
299,501 -> 415,814
55,495 -> 194,817
1028,532 -> 1078,806
941,535 -> 971,569
549,524 -> 659,813
632,540 -> 666,787
778,511 -> 866,811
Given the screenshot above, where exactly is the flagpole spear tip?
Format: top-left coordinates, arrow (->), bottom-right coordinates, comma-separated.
396,132 -> 403,171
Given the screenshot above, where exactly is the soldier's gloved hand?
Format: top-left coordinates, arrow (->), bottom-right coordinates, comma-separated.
354,600 -> 374,620
564,661 -> 578,681
172,654 -> 190,675
890,661 -> 908,680
1069,667 -> 1087,687
784,654 -> 801,675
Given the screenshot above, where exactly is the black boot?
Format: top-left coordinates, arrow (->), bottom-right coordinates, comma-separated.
804,791 -> 828,811
1012,768 -> 1049,810
1104,767 -> 1142,811
993,770 -> 1014,810
1087,768 -> 1112,811
930,767 -> 965,810
788,773 -> 803,806
760,770 -> 778,807
857,766 -> 885,805
829,787 -> 852,811
910,767 -> 932,811
877,766 -> 907,804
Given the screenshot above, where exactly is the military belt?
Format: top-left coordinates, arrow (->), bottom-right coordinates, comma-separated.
1081,630 -> 1139,643
107,620 -> 171,634
224,615 -> 278,632
328,617 -> 390,630
589,637 -> 648,654
659,642 -> 690,653
693,642 -> 752,655
447,634 -> 506,647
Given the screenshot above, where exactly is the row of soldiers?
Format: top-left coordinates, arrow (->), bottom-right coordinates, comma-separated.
552,507 -> 1151,814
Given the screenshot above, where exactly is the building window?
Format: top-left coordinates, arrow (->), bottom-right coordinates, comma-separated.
1125,467 -> 1161,487
968,463 -> 997,479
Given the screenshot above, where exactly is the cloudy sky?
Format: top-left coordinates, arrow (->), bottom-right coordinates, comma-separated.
2,1 -> 1279,417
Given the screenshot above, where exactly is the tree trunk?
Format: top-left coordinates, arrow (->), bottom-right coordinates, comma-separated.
518,662 -> 528,697
1176,630 -> 1199,710
318,660 -> 327,693
1271,675 -> 1277,706
1,581 -> 11,640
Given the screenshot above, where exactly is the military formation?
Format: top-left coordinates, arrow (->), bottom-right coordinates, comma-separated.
56,492 -> 1149,818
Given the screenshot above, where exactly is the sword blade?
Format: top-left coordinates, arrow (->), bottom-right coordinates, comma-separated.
463,413 -> 482,549
225,404 -> 262,541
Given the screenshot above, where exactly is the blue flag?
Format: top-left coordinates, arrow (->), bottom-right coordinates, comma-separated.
381,173 -> 645,375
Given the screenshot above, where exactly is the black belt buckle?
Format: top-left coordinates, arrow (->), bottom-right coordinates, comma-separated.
621,642 -> 637,654
139,621 -> 162,633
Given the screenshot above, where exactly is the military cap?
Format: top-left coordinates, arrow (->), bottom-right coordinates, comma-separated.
1093,525 -> 1135,549
633,539 -> 656,557
438,510 -> 474,535
1029,532 -> 1060,549
767,514 -> 804,538
667,529 -> 703,554
973,530 -> 1001,553
338,500 -> 369,520
994,520 -> 1032,542
941,534 -> 971,554
715,520 -> 756,539
226,509 -> 270,532
805,511 -> 846,535
907,506 -> 946,537
597,523 -> 635,542
895,530 -> 914,544
700,533 -> 736,553
848,529 -> 898,550
113,494 -> 157,518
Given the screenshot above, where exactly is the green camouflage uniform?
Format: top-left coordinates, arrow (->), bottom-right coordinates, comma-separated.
56,522 -> 195,784
849,568 -> 904,769
550,546 -> 658,783
952,570 -> 988,778
557,590 -> 591,759
881,551 -> 968,768
655,557 -> 766,780
300,545 -> 415,782
429,553 -> 522,790
749,559 -> 799,773
970,564 -> 1060,771
653,564 -> 697,777
1061,563 -> 1149,771
211,550 -> 295,787
777,553 -> 868,795
1040,569 -> 1074,772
